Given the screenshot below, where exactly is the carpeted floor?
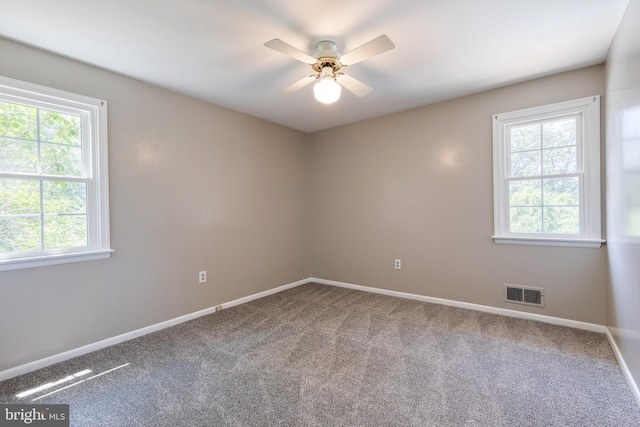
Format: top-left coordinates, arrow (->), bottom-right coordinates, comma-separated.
1,282 -> 639,426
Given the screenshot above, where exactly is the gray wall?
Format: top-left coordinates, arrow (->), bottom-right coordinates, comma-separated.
605,0 -> 640,396
0,37 -> 310,372
310,65 -> 607,324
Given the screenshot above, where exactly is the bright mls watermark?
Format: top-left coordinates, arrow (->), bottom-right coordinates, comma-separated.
0,405 -> 68,426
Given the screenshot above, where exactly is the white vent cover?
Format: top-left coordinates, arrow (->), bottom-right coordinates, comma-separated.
504,284 -> 545,307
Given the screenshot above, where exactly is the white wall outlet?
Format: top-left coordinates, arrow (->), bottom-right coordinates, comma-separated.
198,271 -> 207,283
394,259 -> 401,270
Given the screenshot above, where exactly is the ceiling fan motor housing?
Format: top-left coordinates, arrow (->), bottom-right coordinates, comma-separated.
312,41 -> 343,74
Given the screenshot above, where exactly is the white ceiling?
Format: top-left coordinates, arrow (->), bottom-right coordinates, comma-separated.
0,0 -> 629,133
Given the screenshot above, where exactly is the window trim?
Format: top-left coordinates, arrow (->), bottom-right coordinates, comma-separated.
492,96 -> 604,248
0,75 -> 112,271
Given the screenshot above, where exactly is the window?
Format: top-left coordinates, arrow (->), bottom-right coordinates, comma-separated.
492,96 -> 603,247
0,76 -> 111,270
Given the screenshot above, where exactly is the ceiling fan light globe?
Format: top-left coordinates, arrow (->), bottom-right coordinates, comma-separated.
314,78 -> 341,104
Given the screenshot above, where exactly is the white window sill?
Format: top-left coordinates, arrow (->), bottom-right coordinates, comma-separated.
492,236 -> 605,248
0,249 -> 114,272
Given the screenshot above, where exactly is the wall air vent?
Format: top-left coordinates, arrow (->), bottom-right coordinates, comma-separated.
504,284 -> 545,307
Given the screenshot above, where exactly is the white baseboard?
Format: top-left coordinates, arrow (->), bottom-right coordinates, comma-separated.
605,327 -> 640,408
311,277 -> 606,333
0,278 -> 310,382
219,278 -> 308,310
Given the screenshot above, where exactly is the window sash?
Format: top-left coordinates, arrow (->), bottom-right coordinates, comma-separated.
504,174 -> 585,237
0,95 -> 93,179
0,176 -> 93,259
505,113 -> 583,179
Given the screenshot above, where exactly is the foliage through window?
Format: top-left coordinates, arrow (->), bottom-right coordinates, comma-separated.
492,96 -> 603,247
0,76 -> 111,270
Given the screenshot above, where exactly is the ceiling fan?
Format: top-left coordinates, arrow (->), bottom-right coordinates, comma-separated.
264,35 -> 395,104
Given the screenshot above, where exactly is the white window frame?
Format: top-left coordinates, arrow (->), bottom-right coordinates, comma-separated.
0,75 -> 112,271
492,96 -> 604,248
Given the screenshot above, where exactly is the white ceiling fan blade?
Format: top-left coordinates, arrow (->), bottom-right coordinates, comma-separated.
264,39 -> 317,64
336,74 -> 373,97
339,35 -> 395,66
279,74 -> 317,95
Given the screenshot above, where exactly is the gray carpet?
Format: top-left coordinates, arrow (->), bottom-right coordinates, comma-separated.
1,282 -> 639,426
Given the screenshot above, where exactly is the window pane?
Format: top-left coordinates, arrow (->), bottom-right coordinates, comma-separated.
41,143 -> 82,176
509,207 -> 542,233
510,124 -> 541,152
509,179 -> 541,206
543,177 -> 579,206
0,101 -> 37,139
0,137 -> 38,173
43,181 -> 86,214
0,178 -> 41,215
543,207 -> 580,234
542,146 -> 577,174
39,109 -> 82,145
0,216 -> 41,253
543,118 -> 576,148
44,215 -> 87,249
510,150 -> 541,177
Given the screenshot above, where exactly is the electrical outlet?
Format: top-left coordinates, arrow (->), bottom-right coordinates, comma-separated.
394,259 -> 401,270
198,271 -> 207,283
